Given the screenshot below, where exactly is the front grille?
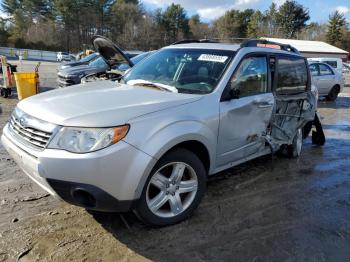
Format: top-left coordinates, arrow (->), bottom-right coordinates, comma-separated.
9,116 -> 53,150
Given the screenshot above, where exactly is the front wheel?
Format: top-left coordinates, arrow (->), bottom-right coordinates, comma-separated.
288,128 -> 303,158
135,148 -> 207,226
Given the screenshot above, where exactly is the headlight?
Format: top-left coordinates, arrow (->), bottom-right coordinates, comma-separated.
48,125 -> 129,153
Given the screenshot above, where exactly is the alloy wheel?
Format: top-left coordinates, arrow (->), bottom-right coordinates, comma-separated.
146,162 -> 198,218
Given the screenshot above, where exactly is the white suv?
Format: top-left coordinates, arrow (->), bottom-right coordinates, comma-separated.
2,37 -> 321,226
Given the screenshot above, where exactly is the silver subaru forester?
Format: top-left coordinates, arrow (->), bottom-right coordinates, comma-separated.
1,37 -> 320,226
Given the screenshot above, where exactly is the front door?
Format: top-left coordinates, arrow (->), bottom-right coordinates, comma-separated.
216,55 -> 274,167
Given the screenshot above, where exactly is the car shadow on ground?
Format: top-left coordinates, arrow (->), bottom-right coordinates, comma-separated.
88,154 -> 278,261
87,139 -> 338,261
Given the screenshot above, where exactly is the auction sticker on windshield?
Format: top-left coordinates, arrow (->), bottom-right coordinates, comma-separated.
198,54 -> 228,63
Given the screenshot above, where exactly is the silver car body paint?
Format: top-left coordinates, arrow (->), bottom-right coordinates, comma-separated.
1,43 -> 317,203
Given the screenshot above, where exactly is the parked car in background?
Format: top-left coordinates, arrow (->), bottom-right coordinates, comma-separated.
57,37 -> 147,87
81,50 -> 155,84
308,57 -> 343,73
343,63 -> 350,74
57,56 -> 110,87
59,52 -> 99,70
308,62 -> 344,101
57,52 -> 75,62
2,38 -> 323,226
125,50 -> 144,58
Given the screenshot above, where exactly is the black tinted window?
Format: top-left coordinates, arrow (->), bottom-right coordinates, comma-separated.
276,57 -> 308,94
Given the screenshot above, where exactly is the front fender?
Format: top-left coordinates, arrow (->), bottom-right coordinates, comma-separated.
127,120 -> 217,199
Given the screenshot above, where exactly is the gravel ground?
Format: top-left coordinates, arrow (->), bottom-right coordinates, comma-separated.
1,62 -> 350,261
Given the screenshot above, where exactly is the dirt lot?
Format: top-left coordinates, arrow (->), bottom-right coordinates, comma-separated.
1,62 -> 350,261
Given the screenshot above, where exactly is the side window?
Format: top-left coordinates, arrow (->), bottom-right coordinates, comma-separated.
319,64 -> 334,75
276,56 -> 308,94
324,61 -> 337,68
230,56 -> 267,97
309,64 -> 319,76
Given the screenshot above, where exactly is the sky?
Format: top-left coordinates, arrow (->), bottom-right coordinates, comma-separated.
142,0 -> 350,23
0,0 -> 349,23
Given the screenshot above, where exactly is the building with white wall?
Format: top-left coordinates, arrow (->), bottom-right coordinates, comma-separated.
262,37 -> 349,62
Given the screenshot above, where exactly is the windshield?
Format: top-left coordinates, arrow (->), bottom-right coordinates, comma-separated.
89,57 -> 107,68
117,52 -> 154,71
80,53 -> 98,62
123,48 -> 235,94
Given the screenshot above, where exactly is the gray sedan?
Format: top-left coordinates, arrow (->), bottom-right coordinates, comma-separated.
309,62 -> 344,101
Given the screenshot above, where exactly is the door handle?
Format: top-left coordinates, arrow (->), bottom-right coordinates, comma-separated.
258,103 -> 273,108
254,101 -> 274,108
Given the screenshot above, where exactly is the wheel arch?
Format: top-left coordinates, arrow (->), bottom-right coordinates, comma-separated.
133,136 -> 214,200
161,140 -> 211,173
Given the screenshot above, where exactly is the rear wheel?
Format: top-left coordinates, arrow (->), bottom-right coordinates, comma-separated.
135,148 -> 206,226
327,86 -> 339,101
288,128 -> 303,158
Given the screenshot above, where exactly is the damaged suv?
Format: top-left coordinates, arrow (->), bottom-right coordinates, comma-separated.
2,37 -> 322,226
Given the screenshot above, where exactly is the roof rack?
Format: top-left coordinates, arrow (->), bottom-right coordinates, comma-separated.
172,38 -> 249,45
171,39 -> 219,45
171,38 -> 300,55
240,39 -> 300,54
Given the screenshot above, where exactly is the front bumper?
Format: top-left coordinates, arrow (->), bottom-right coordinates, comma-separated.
1,124 -> 156,212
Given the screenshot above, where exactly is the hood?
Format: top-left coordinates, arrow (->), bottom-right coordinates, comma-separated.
18,81 -> 201,127
92,35 -> 133,68
58,64 -> 107,78
59,61 -> 87,69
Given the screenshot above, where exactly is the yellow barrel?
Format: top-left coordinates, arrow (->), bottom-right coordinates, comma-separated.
14,72 -> 39,100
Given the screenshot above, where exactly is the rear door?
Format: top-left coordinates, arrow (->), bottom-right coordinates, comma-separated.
217,54 -> 274,167
270,55 -> 315,144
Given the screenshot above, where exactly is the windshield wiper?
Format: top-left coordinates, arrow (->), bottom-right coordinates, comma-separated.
126,79 -> 178,93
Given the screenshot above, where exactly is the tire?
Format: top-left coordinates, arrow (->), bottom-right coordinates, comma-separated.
135,148 -> 207,227
287,128 -> 303,158
3,88 -> 9,98
327,86 -> 339,101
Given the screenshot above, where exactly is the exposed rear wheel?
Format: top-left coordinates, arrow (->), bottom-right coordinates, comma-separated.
135,148 -> 206,226
288,128 -> 303,158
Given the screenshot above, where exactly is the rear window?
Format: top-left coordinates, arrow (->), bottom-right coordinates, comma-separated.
276,56 -> 308,95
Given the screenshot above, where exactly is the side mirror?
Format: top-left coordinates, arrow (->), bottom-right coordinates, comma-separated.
222,82 -> 240,101
229,87 -> 240,99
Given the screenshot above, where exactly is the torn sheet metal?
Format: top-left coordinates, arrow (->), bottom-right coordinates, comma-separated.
268,90 -> 317,149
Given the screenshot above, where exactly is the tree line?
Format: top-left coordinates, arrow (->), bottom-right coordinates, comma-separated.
0,0 -> 349,53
